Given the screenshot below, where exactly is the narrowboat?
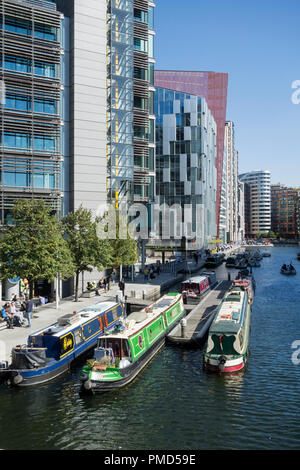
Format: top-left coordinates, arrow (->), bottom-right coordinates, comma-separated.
79,293 -> 185,393
0,301 -> 124,387
181,271 -> 217,304
203,279 -> 252,373
205,253 -> 224,268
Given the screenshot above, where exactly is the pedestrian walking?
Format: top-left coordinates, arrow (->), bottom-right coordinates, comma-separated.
25,295 -> 34,328
119,278 -> 125,297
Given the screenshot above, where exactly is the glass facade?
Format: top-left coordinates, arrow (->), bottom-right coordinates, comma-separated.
0,0 -> 63,223
154,71 -> 228,237
107,0 -> 134,206
107,0 -> 156,208
155,87 -> 217,247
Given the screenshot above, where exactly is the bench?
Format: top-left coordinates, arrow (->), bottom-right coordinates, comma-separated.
81,290 -> 96,298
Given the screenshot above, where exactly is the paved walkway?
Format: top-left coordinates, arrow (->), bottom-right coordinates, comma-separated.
0,283 -> 122,363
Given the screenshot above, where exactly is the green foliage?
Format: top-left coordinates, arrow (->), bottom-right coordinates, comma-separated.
62,206 -> 113,300
98,209 -> 137,270
0,199 -> 75,287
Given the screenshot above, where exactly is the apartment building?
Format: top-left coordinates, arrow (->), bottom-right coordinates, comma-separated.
239,170 -> 271,237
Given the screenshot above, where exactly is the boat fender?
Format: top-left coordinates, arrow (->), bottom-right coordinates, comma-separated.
218,355 -> 226,365
12,373 -> 23,385
83,379 -> 92,391
79,372 -> 89,382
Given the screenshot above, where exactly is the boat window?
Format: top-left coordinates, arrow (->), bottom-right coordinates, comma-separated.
74,328 -> 83,345
107,339 -> 122,358
122,340 -> 131,359
98,338 -> 106,349
111,306 -> 119,320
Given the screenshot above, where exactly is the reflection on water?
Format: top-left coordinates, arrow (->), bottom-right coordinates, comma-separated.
1,247 -> 300,450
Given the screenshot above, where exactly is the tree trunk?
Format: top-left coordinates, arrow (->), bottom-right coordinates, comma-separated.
75,270 -> 80,302
29,278 -> 34,299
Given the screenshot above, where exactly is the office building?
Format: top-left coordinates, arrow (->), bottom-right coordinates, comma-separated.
0,0 -> 63,223
0,0 -> 156,297
56,0 -> 155,213
154,86 -> 217,249
154,70 -> 228,236
239,170 -> 271,237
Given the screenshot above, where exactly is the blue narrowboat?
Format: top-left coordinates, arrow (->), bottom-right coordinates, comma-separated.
0,301 -> 124,387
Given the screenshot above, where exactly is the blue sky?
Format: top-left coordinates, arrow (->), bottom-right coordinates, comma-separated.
154,0 -> 300,186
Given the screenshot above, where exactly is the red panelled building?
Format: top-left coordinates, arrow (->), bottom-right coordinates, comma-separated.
154,70 -> 228,237
271,184 -> 300,238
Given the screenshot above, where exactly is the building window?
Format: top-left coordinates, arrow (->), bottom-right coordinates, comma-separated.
134,38 -> 147,52
34,61 -> 56,78
3,56 -> 31,73
134,9 -> 148,23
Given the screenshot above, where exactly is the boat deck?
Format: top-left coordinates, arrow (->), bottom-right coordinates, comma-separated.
166,280 -> 232,346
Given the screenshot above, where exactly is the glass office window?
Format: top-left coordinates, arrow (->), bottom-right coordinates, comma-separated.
134,9 -> 148,23
148,6 -> 154,29
3,56 -> 31,73
148,34 -> 154,58
34,24 -> 57,41
34,61 -> 56,77
149,119 -> 155,143
3,171 -> 30,187
34,98 -> 57,114
4,17 -> 31,35
134,38 -> 147,52
4,133 -> 31,149
33,136 -> 56,151
33,173 -> 55,189
5,94 -> 31,112
149,63 -> 154,86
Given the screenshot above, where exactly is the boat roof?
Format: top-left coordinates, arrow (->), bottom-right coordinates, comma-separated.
209,288 -> 246,334
182,275 -> 208,284
30,301 -> 119,338
99,293 -> 182,340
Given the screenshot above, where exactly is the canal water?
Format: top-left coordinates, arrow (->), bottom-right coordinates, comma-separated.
1,246 -> 300,450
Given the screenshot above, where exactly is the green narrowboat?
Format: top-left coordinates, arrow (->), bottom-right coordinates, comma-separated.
79,293 -> 185,393
203,278 -> 252,373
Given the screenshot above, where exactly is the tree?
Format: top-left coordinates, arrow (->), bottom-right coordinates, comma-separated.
62,206 -> 113,301
97,207 -> 138,279
108,211 -> 137,278
0,199 -> 75,296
